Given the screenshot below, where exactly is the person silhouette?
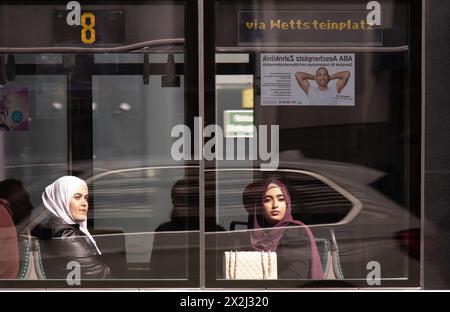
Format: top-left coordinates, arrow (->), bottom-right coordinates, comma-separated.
0,198 -> 19,278
0,179 -> 34,234
149,179 -> 225,279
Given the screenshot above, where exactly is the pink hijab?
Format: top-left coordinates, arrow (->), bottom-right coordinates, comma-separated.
248,179 -> 323,279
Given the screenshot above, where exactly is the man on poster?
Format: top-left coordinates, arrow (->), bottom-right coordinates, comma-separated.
295,67 -> 350,105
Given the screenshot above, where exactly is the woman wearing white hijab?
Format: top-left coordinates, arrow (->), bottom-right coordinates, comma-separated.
32,176 -> 111,279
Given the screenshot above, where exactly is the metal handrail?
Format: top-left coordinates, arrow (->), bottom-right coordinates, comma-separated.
0,38 -> 185,53
216,45 -> 409,53
0,43 -> 409,54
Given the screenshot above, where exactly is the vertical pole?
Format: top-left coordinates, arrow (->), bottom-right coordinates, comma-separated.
198,0 -> 205,289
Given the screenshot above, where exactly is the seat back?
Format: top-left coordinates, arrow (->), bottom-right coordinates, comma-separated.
229,221 -> 248,231
310,228 -> 344,279
314,237 -> 331,277
16,235 -> 46,280
328,228 -> 344,279
17,235 -> 32,279
31,237 -> 47,279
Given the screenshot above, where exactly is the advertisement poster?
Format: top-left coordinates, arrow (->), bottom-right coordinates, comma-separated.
261,53 -> 355,106
0,88 -> 29,131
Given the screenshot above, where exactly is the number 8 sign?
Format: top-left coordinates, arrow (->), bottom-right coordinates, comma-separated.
81,13 -> 96,44
66,1 -> 96,44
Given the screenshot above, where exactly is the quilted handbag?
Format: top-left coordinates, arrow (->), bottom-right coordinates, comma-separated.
224,251 -> 277,280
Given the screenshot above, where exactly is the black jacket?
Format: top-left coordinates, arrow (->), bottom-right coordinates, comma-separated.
276,226 -> 311,279
32,216 -> 111,279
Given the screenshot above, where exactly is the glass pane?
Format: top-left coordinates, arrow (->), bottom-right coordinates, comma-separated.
89,167 -> 198,280
90,60 -> 199,280
92,73 -> 185,165
0,72 -> 69,282
208,0 -> 420,288
0,0 -> 197,287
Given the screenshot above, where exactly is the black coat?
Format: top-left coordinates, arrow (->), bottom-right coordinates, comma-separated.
32,216 -> 111,279
276,226 -> 312,279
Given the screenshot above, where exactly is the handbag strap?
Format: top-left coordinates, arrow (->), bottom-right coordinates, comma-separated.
233,251 -> 237,279
261,251 -> 273,279
228,251 -> 237,279
228,251 -> 232,279
261,252 -> 265,279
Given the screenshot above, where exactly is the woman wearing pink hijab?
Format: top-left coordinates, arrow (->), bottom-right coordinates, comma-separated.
247,179 -> 323,279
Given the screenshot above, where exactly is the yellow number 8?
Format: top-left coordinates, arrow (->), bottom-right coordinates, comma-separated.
81,12 -> 96,44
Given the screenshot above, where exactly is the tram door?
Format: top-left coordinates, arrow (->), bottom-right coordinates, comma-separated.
0,1 -> 199,286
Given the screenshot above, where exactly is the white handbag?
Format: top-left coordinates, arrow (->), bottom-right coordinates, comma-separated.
224,251 -> 277,280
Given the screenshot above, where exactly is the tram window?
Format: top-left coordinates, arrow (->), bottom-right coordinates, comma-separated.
0,49 -> 197,285
91,55 -> 189,277
0,0 -> 198,287
88,167 -> 198,279
210,57 -> 420,286
92,72 -> 185,164
0,51 -> 196,284
207,0 -> 421,288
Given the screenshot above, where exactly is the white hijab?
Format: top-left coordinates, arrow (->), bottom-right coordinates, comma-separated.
42,176 -> 101,255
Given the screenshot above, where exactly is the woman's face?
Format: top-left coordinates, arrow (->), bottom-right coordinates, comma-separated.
262,186 -> 286,226
69,185 -> 89,222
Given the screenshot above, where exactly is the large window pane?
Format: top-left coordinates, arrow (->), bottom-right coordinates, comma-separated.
208,0 -> 420,288
0,0 -> 198,287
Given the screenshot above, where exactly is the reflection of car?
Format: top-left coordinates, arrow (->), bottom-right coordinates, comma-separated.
86,160 -> 418,282
17,160 -> 420,286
